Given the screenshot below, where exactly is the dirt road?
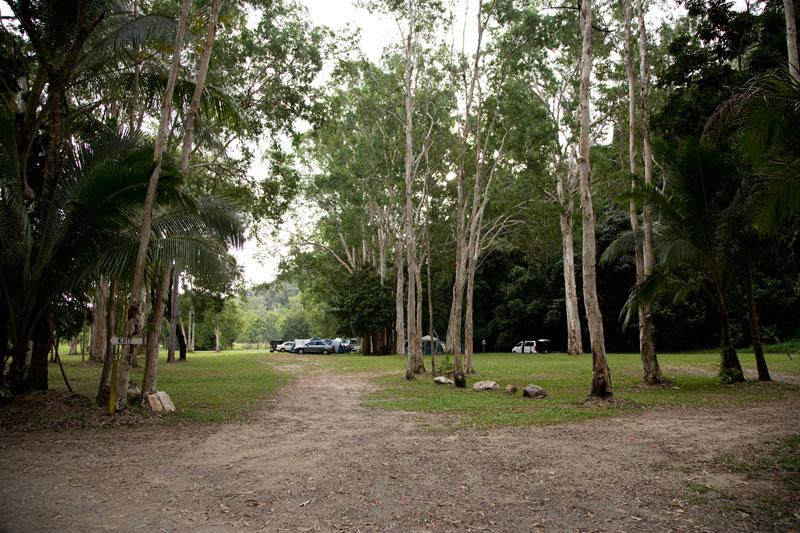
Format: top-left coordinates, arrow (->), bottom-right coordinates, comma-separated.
1,365 -> 798,532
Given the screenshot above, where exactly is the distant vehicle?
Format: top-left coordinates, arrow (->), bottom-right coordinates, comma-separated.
512,340 -> 538,354
274,341 -> 294,352
269,340 -> 282,351
536,339 -> 552,353
292,339 -> 332,355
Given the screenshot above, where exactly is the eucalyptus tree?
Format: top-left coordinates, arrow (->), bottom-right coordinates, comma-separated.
785,0 -> 799,81
619,0 -> 662,384
492,2 -> 588,356
578,0 -> 612,397
116,0 -> 193,410
445,0 -> 503,378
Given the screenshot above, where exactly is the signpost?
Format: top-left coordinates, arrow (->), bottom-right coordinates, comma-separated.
111,336 -> 144,345
108,337 -> 144,414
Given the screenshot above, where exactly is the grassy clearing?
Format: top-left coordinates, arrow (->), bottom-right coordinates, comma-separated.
305,351 -> 800,428
47,347 -> 800,428
49,350 -> 291,423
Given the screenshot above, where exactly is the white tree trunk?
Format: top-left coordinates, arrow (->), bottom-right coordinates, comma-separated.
394,240 -> 406,356
116,0 -> 193,410
402,9 -> 422,379
180,0 -> 224,174
786,0 -> 800,82
464,242 -> 478,373
578,0 -> 612,398
214,323 -> 221,352
557,160 -> 584,355
635,0 -> 663,384
189,309 -> 195,353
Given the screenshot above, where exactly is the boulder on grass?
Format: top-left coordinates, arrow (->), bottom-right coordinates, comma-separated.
433,376 -> 454,385
143,391 -> 176,413
472,380 -> 499,391
156,391 -> 175,412
144,392 -> 163,412
505,384 -> 518,395
522,384 -> 548,399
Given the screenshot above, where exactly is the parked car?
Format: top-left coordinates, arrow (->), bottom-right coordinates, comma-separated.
274,341 -> 294,352
292,339 -> 333,355
512,340 -> 538,354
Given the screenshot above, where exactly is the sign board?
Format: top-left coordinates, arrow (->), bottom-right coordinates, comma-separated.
111,336 -> 144,345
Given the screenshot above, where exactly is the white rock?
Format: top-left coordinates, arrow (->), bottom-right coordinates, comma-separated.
156,391 -> 176,412
433,376 -> 454,385
144,392 -> 163,412
472,380 -> 499,391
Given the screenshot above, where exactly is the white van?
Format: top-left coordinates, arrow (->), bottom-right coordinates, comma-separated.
512,340 -> 537,353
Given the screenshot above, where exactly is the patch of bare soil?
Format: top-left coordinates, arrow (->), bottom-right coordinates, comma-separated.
1,367 -> 798,532
0,390 -> 166,432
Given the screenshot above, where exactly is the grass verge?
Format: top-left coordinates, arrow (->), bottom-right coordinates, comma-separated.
306,351 -> 800,428
47,349 -> 291,424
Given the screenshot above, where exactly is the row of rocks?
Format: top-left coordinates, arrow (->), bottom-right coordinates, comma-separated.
434,377 -> 547,398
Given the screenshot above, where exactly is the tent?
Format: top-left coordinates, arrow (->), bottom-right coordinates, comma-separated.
421,335 -> 445,355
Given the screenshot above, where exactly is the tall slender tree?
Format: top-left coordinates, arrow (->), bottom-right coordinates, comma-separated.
116,0 -> 193,410
578,0 -> 612,397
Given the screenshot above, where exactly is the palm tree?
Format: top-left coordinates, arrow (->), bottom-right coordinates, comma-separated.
0,131 -> 190,392
705,71 -> 800,234
702,71 -> 800,381
604,139 -> 746,383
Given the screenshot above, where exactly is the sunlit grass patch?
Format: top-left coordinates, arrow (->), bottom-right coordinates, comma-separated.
49,349 -> 292,424
313,351 -> 800,428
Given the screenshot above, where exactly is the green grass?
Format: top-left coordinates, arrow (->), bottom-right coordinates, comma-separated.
48,347 -> 800,428
49,349 -> 291,423
307,351 -> 800,428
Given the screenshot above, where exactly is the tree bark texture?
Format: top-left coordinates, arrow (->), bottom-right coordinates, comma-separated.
414,266 -> 425,372
167,266 -> 179,363
623,0 -> 662,384
116,0 -> 193,410
142,269 -> 171,397
578,0 -> 612,398
634,0 -> 662,384
402,5 -> 422,379
97,278 -> 116,402
786,0 -> 800,82
717,290 -> 745,383
745,247 -> 771,381
178,319 -> 188,361
427,249 -> 436,375
557,158 -> 584,355
395,241 -> 406,356
90,277 -> 109,362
